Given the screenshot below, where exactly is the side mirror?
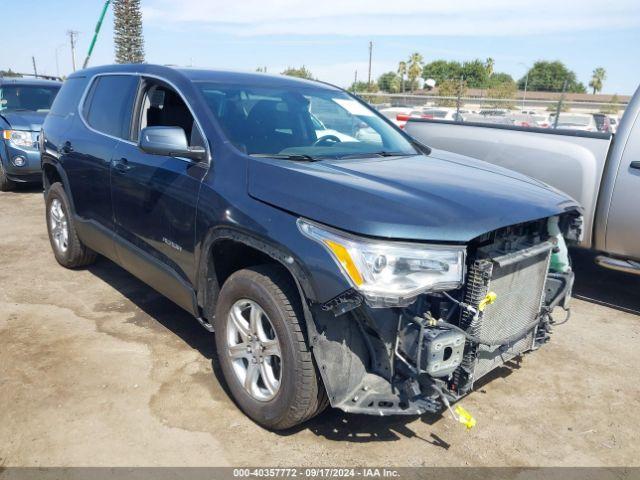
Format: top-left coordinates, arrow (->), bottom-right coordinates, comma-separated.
139,126 -> 207,161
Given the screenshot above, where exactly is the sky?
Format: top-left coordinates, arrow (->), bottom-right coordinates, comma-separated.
1,0 -> 639,94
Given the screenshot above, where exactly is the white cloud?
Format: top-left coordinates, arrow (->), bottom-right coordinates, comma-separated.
143,0 -> 640,36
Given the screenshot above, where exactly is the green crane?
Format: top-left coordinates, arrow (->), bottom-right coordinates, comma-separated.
82,0 -> 111,70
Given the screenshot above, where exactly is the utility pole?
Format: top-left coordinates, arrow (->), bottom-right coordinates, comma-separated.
522,72 -> 529,112
367,41 -> 373,86
456,75 -> 464,118
518,62 -> 530,112
353,70 -> 358,92
55,44 -> 65,77
32,56 -> 38,78
68,30 -> 79,72
553,79 -> 568,129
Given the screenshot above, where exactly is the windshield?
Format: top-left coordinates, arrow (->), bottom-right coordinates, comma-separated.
197,82 -> 419,159
0,85 -> 60,112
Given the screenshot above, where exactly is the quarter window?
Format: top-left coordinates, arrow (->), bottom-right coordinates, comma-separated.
84,75 -> 138,139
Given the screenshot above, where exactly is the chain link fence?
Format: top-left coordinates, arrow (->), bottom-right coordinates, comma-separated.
355,92 -> 628,133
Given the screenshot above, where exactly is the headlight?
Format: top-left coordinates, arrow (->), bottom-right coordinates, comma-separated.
298,218 -> 465,308
2,130 -> 36,149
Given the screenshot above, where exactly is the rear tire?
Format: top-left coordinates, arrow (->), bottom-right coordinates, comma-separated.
45,182 -> 97,268
0,163 -> 16,191
214,265 -> 326,430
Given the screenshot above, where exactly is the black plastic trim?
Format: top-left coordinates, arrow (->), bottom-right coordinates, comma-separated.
196,226 -> 317,318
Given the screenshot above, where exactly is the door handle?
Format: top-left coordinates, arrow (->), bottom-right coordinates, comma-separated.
631,161 -> 640,170
113,158 -> 132,173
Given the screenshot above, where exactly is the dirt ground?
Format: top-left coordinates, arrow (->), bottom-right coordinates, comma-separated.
1,187 -> 639,467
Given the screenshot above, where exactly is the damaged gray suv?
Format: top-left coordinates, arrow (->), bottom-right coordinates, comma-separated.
40,64 -> 582,430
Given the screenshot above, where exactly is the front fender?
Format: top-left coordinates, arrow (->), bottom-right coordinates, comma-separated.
195,225 -> 321,316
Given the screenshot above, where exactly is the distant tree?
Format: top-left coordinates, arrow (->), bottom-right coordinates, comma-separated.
437,78 -> 468,107
255,66 -> 267,73
421,60 -> 462,85
485,57 -> 495,77
589,67 -> 607,94
281,66 -> 314,80
113,0 -> 145,64
600,93 -> 620,114
377,72 -> 400,93
0,69 -> 21,77
349,80 -> 370,93
486,76 -> 517,108
461,59 -> 489,88
518,61 -> 585,93
486,72 -> 515,87
349,81 -> 384,102
422,58 -> 508,89
407,53 -> 424,92
397,61 -> 407,93
574,82 -> 587,94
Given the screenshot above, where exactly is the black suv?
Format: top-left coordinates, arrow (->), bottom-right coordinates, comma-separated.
41,64 -> 581,430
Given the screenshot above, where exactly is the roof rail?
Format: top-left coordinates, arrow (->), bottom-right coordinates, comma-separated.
0,72 -> 63,82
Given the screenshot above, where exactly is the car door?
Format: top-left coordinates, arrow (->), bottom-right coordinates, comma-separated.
110,77 -> 209,292
66,74 -> 139,234
604,110 -> 640,259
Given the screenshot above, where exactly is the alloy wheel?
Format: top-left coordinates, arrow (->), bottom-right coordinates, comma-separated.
49,198 -> 69,253
226,299 -> 282,401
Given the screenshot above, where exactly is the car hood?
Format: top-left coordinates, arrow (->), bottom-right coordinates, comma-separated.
0,110 -> 48,131
248,149 -> 581,242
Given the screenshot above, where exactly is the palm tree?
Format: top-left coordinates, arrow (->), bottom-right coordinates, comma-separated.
485,57 -> 495,77
397,61 -> 407,93
589,67 -> 607,94
407,53 -> 424,92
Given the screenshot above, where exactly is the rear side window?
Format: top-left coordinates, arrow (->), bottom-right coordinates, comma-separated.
83,75 -> 138,139
49,77 -> 88,117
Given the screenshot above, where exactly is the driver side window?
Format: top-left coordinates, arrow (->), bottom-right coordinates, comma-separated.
137,81 -> 205,148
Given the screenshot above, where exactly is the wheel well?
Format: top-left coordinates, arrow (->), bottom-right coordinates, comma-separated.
201,239 -> 301,320
43,164 -> 62,192
212,240 -> 277,285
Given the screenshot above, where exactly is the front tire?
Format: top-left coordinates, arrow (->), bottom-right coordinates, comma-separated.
0,163 -> 16,191
214,265 -> 326,430
45,182 -> 97,268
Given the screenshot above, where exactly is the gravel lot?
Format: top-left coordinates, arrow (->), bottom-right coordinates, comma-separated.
1,187 -> 639,467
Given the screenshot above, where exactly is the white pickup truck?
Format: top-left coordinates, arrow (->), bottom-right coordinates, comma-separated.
405,86 -> 640,275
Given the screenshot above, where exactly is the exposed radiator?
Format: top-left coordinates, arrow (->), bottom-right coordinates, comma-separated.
458,242 -> 553,386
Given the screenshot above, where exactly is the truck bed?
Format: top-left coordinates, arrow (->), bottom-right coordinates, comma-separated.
405,119 -> 612,248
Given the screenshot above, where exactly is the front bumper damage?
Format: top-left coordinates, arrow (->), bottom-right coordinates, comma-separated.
307,219 -> 575,417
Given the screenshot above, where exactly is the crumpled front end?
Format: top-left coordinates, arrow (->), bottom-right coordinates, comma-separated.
308,214 -> 580,417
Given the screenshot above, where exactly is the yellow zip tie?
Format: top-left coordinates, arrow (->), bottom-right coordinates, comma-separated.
478,291 -> 497,311
454,405 -> 477,430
